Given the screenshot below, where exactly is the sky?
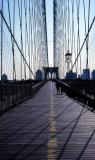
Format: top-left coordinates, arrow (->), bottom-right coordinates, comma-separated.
0,0 -> 95,80
0,0 -> 54,79
45,0 -> 95,74
46,0 -> 53,67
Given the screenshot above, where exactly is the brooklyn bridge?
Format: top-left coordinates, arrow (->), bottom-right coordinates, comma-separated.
0,0 -> 95,159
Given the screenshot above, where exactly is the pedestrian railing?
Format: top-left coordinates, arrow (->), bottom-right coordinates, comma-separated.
0,80 -> 46,114
55,79 -> 95,111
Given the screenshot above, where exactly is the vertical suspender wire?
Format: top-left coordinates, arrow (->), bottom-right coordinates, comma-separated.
69,1 -> 72,56
32,7 -> 35,75
79,0 -> 81,75
7,0 -> 13,78
76,0 -> 81,76
65,0 -> 67,53
70,22 -> 72,57
83,0 -> 87,78
24,0 -> 27,79
55,0 -> 57,68
13,0 -> 16,80
24,0 -> 29,79
7,0 -> 16,80
69,1 -> 72,69
36,3 -> 40,70
20,0 -> 23,79
71,0 -> 74,68
86,0 -> 90,99
71,0 -> 77,73
64,1 -> 67,73
44,0 -> 48,67
32,6 -> 35,76
36,1 -> 39,70
62,1 -> 64,76
18,0 -> 21,79
63,1 -> 65,77
0,0 -> 3,115
53,0 -> 56,67
67,0 -> 70,51
24,0 -> 27,80
35,1 -> 38,71
72,0 -> 77,73
41,0 -> 43,68
35,1 -> 38,74
31,4 -> 33,78
30,0 -> 33,78
18,0 -> 23,80
42,0 -> 45,68
25,0 -> 30,79
83,0 -> 90,78
28,0 -> 31,78
86,0 -> 90,71
11,0 -> 16,107
73,27 -> 77,73
42,0 -> 46,68
64,1 -> 66,75
33,9 -> 36,73
1,0 -> 3,79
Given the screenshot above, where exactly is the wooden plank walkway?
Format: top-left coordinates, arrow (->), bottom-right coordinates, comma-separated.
0,82 -> 95,160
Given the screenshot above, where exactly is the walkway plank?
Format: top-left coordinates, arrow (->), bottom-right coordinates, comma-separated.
0,82 -> 95,160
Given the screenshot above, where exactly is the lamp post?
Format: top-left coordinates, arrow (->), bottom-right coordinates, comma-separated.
65,50 -> 72,72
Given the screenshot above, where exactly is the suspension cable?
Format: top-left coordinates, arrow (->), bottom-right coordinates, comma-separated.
0,9 -> 35,78
71,15 -> 95,71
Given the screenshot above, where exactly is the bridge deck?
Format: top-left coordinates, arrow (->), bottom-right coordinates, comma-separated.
0,82 -> 95,160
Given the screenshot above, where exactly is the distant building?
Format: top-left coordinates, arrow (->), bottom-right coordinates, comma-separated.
36,70 -> 43,80
1,74 -> 8,81
81,69 -> 90,80
91,70 -> 95,79
65,71 -> 77,80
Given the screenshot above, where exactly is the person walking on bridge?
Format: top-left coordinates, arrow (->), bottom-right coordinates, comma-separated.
55,82 -> 61,95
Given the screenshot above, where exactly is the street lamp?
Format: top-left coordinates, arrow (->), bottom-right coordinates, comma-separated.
65,50 -> 72,72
